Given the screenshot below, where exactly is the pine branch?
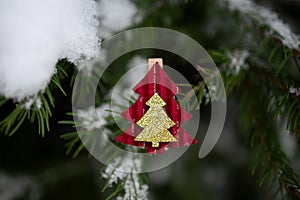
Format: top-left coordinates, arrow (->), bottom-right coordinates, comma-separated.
248,17 -> 300,58
100,154 -> 149,200
247,68 -> 300,139
224,0 -> 300,55
196,49 -> 300,139
239,79 -> 300,199
249,68 -> 300,100
182,46 -> 300,198
0,60 -> 69,137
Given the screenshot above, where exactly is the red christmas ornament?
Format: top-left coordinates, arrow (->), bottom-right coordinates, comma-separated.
115,59 -> 197,154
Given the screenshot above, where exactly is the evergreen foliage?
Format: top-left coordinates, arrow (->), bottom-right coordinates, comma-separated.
0,0 -> 300,199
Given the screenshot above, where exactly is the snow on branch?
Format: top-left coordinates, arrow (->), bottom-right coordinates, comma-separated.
226,49 -> 249,75
223,0 -> 300,51
0,0 -> 100,101
289,87 -> 300,97
77,103 -> 111,131
101,155 -> 149,200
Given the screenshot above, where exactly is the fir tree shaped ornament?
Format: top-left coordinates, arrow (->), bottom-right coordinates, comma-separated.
116,58 -> 197,154
134,93 -> 177,147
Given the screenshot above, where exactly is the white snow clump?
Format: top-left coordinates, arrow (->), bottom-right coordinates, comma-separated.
227,49 -> 249,75
0,0 -> 100,101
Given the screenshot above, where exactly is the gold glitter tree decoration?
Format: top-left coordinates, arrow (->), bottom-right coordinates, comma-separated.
134,93 -> 177,147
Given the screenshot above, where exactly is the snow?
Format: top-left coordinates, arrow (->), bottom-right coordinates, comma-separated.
226,50 -> 249,75
101,155 -> 149,200
21,95 -> 42,110
0,0 -> 140,101
80,56 -> 149,199
77,103 -> 111,131
289,87 -> 300,96
0,0 -> 100,101
76,56 -> 147,128
223,0 -> 300,50
97,0 -> 138,37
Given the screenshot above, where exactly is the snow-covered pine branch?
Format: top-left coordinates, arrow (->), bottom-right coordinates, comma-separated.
222,0 -> 300,51
0,0 -> 100,101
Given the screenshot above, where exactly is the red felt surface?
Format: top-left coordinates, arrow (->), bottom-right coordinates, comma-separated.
115,63 -> 197,154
